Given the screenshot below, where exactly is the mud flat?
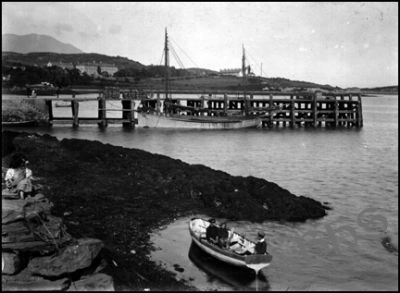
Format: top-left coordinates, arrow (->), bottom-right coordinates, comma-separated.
2,130 -> 329,290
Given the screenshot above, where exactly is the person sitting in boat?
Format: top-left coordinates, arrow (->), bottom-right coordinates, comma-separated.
218,223 -> 230,248
4,153 -> 33,199
254,231 -> 267,254
206,218 -> 220,245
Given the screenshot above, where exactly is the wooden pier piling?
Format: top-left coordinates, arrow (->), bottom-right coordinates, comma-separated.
98,93 -> 107,128
121,95 -> 134,128
45,100 -> 53,125
71,99 -> 79,128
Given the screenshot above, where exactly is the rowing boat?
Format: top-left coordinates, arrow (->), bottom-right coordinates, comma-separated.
188,218 -> 272,273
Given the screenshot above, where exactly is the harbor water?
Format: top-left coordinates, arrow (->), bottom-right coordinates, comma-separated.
2,94 -> 398,290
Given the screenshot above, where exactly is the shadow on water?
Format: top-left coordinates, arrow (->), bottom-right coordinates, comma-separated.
188,242 -> 270,291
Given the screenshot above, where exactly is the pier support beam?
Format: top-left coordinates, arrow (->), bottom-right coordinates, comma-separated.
71,99 -> 79,128
224,94 -> 228,115
156,93 -> 161,114
357,94 -> 363,128
313,94 -> 317,127
45,99 -> 53,125
334,100 -> 339,127
290,98 -> 295,128
200,95 -> 206,116
122,96 -> 134,128
98,93 -> 107,128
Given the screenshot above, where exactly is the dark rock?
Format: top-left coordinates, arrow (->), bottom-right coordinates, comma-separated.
174,267 -> 184,273
2,252 -> 22,275
28,238 -> 104,277
66,273 -> 114,291
381,236 -> 398,253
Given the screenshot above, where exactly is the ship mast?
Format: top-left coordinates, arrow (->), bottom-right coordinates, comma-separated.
242,44 -> 246,81
242,44 -> 248,115
164,28 -> 170,102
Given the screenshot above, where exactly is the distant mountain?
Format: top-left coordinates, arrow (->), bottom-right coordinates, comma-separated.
2,33 -> 83,54
2,52 -> 145,70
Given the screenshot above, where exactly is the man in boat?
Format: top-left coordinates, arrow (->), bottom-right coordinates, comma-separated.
205,218 -> 220,245
218,223 -> 230,248
254,231 -> 267,254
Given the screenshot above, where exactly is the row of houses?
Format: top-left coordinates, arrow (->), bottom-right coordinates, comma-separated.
219,66 -> 255,77
46,61 -> 119,76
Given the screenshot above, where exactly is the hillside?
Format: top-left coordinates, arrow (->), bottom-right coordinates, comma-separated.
2,33 -> 83,54
2,51 -> 145,70
185,67 -> 219,75
361,85 -> 398,94
2,50 -> 344,91
138,75 -> 339,91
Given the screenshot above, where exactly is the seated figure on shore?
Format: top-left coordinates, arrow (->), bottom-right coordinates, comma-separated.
4,153 -> 34,199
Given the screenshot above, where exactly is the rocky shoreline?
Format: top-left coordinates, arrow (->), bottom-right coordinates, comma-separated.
2,130 -> 329,290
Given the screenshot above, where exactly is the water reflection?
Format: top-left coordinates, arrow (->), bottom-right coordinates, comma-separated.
188,242 -> 270,291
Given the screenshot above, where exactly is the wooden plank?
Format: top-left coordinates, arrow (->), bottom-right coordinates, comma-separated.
273,118 -> 292,122
50,120 -> 76,125
338,110 -> 355,114
294,118 -> 314,122
294,110 -> 313,113
317,110 -> 336,114
97,108 -> 133,112
34,96 -> 98,101
317,118 -> 334,122
338,118 -> 357,122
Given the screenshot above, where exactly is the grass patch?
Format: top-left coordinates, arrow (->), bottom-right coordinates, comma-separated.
2,99 -> 48,122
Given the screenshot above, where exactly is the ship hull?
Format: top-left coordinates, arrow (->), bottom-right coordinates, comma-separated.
136,112 -> 262,129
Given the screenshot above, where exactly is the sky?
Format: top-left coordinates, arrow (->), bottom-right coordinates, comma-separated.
2,2 -> 398,88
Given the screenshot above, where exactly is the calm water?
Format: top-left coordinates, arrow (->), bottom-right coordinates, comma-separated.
2,94 -> 398,290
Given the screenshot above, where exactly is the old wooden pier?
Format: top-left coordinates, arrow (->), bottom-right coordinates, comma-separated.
33,88 -> 363,128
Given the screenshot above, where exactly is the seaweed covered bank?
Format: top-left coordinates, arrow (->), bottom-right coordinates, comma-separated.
2,131 -> 329,290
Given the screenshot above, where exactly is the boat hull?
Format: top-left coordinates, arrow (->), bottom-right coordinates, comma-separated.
189,218 -> 272,270
137,112 -> 262,129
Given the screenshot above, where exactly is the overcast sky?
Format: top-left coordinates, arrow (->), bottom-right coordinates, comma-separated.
2,2 -> 398,88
